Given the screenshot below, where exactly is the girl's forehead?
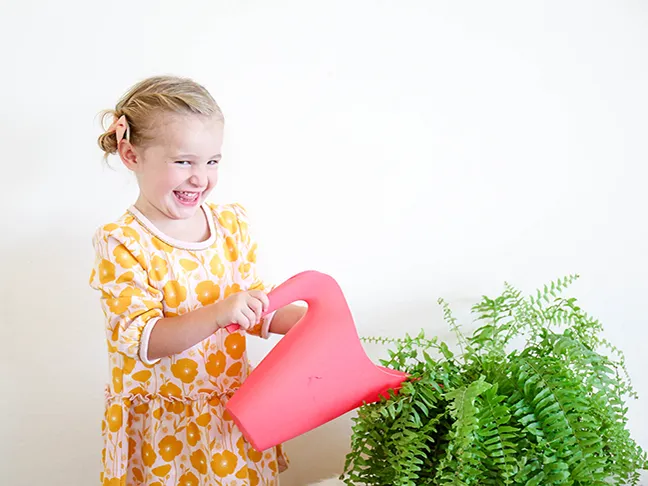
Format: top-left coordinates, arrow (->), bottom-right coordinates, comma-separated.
151,113 -> 224,151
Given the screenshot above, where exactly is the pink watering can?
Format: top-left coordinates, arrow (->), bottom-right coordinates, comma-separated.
223,270 -> 409,451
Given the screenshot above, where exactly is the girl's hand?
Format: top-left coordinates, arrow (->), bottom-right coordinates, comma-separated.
213,290 -> 269,331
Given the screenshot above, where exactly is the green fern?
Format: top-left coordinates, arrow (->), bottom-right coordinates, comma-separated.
342,277 -> 647,485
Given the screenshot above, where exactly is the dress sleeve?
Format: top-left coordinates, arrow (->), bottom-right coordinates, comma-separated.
229,203 -> 276,339
89,227 -> 165,364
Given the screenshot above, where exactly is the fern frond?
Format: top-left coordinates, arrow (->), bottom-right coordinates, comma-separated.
345,276 -> 646,485
438,297 -> 470,359
434,377 -> 492,484
509,355 -> 608,484
474,383 -> 519,484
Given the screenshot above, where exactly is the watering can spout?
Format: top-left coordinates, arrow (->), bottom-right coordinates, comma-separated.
225,270 -> 408,452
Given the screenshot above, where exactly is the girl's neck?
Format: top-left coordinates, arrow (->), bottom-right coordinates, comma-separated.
133,196 -> 211,244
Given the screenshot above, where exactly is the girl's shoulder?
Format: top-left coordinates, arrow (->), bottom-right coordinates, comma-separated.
204,201 -> 253,233
205,201 -> 249,218
91,210 -> 149,255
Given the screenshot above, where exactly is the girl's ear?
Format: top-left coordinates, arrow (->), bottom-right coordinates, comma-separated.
118,140 -> 139,172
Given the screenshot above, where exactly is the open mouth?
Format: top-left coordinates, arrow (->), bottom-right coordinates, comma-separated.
173,191 -> 201,206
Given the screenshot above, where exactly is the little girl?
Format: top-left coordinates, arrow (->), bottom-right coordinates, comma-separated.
90,75 -> 306,486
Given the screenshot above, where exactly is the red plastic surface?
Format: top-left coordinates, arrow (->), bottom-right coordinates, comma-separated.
224,270 -> 409,451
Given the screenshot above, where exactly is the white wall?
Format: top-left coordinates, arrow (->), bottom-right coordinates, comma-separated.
1,1 -> 647,484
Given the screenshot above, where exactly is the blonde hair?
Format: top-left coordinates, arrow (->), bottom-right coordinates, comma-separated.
97,75 -> 223,158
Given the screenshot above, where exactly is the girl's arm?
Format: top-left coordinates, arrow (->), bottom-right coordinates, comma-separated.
149,300 -> 305,360
147,290 -> 268,361
269,303 -> 307,335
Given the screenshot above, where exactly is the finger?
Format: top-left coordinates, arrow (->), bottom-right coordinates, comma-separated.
247,297 -> 263,323
240,306 -> 257,328
234,311 -> 252,330
249,290 -> 270,312
234,317 -> 250,330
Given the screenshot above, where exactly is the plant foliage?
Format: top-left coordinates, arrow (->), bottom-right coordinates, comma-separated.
342,276 -> 647,485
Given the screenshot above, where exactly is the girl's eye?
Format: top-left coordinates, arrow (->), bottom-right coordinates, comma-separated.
208,159 -> 219,166
175,161 -> 191,166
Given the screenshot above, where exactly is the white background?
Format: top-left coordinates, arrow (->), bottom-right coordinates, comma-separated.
1,1 -> 647,484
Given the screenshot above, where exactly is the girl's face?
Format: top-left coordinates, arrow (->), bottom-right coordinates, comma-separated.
120,112 -> 224,223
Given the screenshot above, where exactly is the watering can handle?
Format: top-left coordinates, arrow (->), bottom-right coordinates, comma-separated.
223,270 -> 332,333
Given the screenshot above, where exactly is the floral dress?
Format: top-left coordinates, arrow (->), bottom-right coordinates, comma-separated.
89,202 -> 288,486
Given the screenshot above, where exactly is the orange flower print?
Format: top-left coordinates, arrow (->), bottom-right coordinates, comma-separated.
196,413 -> 211,427
239,262 -> 251,279
171,358 -> 198,384
178,472 -> 199,486
149,256 -> 169,281
122,287 -> 143,299
239,220 -> 249,242
152,464 -> 171,477
205,351 -> 226,378
225,333 -> 246,359
164,400 -> 185,414
236,466 -> 249,479
133,402 -> 148,414
102,223 -> 119,232
223,236 -> 239,262
247,447 -> 263,463
180,258 -> 199,271
106,404 -> 122,432
217,210 -> 238,234
248,322 -> 263,336
98,259 -> 116,284
226,362 -> 242,377
105,289 -> 133,314
128,438 -> 137,459
113,245 -> 138,269
111,368 -> 123,394
224,283 -> 241,299
103,476 -> 125,486
116,271 -> 134,284
211,450 -> 238,477
247,242 -> 258,263
163,280 -> 187,308
159,435 -> 183,462
237,436 -> 246,457
121,226 -> 141,242
190,450 -> 208,474
152,237 -> 173,253
196,281 -> 220,306
159,382 -> 182,398
210,255 -> 225,278
106,339 -> 117,354
129,386 -> 148,398
186,422 -> 200,447
122,355 -> 136,374
132,370 -> 152,382
143,300 -> 163,313
106,298 -> 128,315
249,468 -> 260,486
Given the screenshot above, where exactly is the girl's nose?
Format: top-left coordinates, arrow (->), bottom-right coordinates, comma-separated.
189,167 -> 208,187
